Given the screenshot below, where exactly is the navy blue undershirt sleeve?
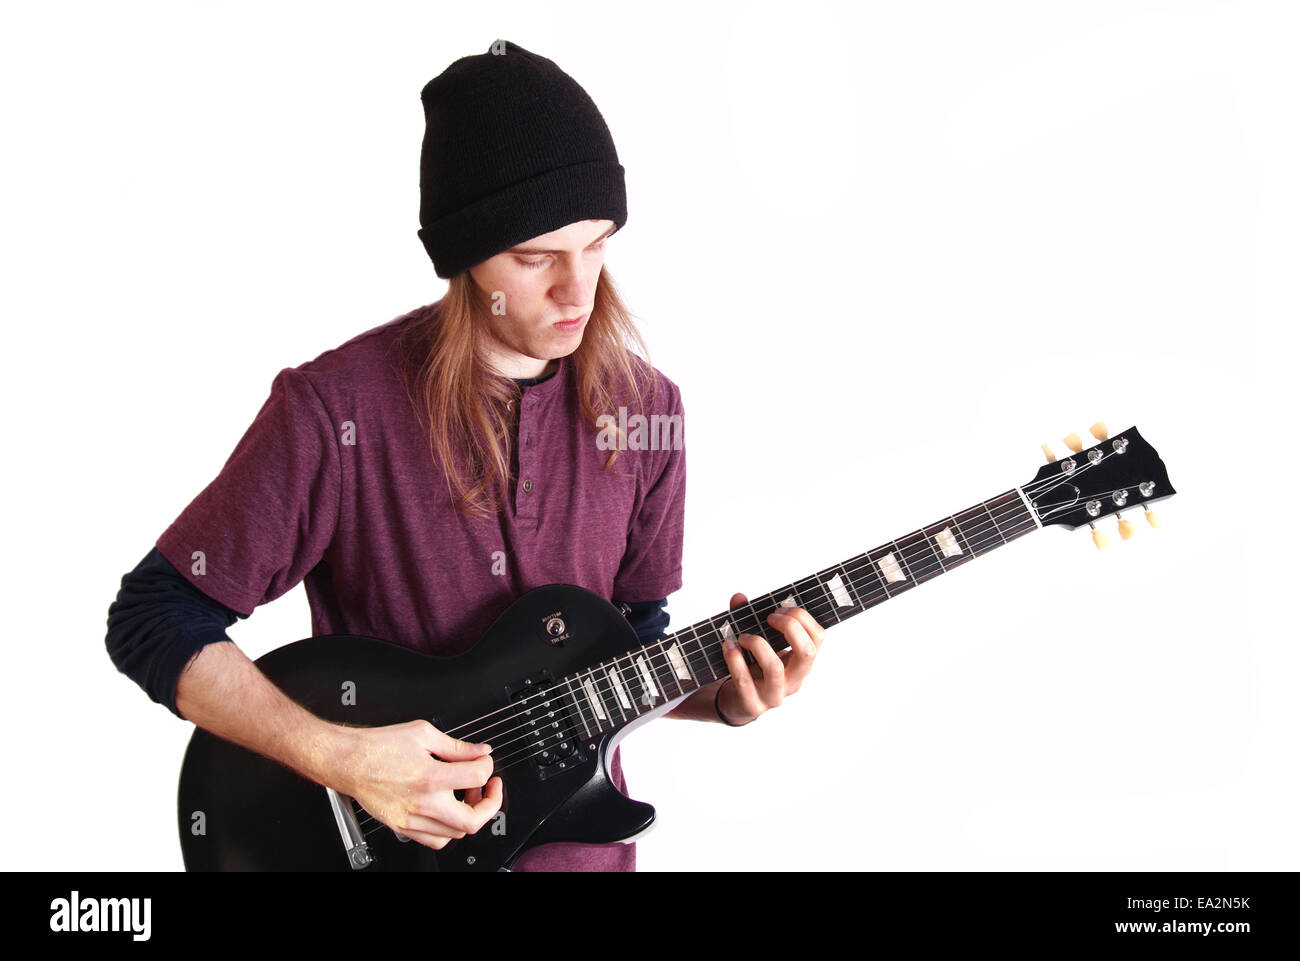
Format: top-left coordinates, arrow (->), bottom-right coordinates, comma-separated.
106,547 -> 247,718
108,547 -> 668,721
618,597 -> 670,645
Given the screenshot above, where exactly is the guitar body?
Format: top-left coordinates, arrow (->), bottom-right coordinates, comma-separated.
178,585 -> 662,871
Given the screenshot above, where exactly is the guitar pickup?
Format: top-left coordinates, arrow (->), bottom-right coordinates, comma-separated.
507,674 -> 583,780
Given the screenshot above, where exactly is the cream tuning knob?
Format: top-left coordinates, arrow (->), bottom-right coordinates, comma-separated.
1090,422 -> 1109,441
1064,432 -> 1083,453
1117,514 -> 1135,541
1042,443 -> 1057,463
1090,522 -> 1110,550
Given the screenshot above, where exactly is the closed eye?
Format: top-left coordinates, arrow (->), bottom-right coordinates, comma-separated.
514,238 -> 607,270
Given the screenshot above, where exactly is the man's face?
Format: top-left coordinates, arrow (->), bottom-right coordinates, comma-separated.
467,219 -> 615,378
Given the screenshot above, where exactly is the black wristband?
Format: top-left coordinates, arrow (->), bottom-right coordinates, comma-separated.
714,678 -> 748,727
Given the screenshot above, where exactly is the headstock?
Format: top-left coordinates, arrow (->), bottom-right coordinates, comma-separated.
1022,423 -> 1175,546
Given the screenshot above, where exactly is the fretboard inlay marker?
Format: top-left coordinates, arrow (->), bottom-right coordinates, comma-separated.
934,527 -> 962,557
665,641 -> 692,681
877,553 -> 907,583
824,573 -> 855,608
582,677 -> 607,721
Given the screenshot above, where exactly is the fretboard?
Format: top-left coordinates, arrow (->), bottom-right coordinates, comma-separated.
557,488 -> 1039,739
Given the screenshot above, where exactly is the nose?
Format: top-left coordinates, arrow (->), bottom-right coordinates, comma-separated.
552,253 -> 595,306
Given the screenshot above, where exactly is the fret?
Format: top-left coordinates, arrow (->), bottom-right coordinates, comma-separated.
955,505 -> 997,555
620,660 -> 645,714
760,604 -> 794,653
562,675 -> 593,740
920,520 -> 951,572
633,652 -> 660,706
732,602 -> 768,644
819,576 -> 845,624
581,670 -> 610,727
846,557 -> 884,607
887,538 -> 915,583
947,515 -> 977,557
837,559 -> 868,613
799,576 -> 831,622
751,584 -> 808,652
804,572 -> 843,624
867,544 -> 904,597
836,561 -> 867,612
664,634 -> 699,690
1013,485 -> 1043,530
844,555 -> 890,612
923,519 -> 972,574
651,637 -> 686,698
980,499 -> 1009,546
777,584 -> 802,610
891,533 -> 929,586
994,491 -> 1036,541
624,648 -> 657,708
689,624 -> 718,682
604,664 -> 632,721
900,528 -> 942,584
713,616 -> 749,672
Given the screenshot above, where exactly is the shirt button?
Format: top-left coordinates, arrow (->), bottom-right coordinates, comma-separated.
522,478 -> 533,492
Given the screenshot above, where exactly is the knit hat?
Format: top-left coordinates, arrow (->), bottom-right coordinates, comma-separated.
417,39 -> 627,279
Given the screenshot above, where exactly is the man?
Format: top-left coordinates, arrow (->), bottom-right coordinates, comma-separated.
106,39 -> 825,871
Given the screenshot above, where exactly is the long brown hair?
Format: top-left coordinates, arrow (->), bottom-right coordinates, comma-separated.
396,266 -> 655,518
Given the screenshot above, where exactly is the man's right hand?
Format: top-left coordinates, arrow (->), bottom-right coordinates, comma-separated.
333,719 -> 503,851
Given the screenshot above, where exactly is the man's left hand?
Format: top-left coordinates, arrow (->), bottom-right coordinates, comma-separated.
716,592 -> 827,725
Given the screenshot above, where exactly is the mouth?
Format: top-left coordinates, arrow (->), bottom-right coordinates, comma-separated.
552,313 -> 588,332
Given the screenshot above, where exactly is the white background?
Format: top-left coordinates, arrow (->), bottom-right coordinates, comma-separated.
1,0 -> 1295,871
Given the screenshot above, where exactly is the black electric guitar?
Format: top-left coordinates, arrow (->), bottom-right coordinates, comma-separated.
178,423 -> 1174,871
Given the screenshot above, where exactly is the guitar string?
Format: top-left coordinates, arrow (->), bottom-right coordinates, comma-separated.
438,487 -> 1048,747
436,482 -> 1099,760
444,495 -> 1036,752
432,467 -> 1147,771
465,447 -> 1142,745
354,507 -> 1047,835
351,505 -> 1038,835
408,501 -> 1044,784
352,454 -> 1149,834
358,473 -> 1156,833
452,483 -> 1074,748
480,512 -> 1044,774
397,447 -> 1130,758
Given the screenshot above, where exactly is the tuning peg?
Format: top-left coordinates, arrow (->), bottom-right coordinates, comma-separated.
1064,432 -> 1083,453
1116,513 -> 1135,540
1145,507 -> 1160,529
1090,522 -> 1109,549
1041,443 -> 1057,463
1089,422 -> 1108,441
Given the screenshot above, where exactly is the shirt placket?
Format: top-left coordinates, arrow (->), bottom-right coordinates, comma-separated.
514,390 -> 540,530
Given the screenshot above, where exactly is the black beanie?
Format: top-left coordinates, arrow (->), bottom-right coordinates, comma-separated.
417,39 -> 627,279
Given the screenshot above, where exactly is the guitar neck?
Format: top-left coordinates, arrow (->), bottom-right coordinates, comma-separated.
563,486 -> 1041,735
